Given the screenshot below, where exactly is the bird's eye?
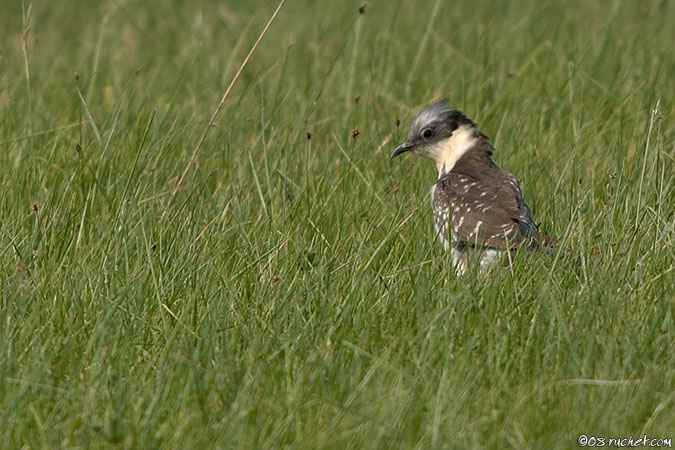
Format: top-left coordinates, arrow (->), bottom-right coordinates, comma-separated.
422,128 -> 433,138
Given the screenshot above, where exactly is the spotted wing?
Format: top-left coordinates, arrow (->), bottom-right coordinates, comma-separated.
439,170 -> 538,248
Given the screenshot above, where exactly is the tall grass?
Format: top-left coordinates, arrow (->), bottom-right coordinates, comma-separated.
0,0 -> 673,448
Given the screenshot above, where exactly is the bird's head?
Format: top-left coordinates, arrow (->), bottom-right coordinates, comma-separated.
391,99 -> 481,177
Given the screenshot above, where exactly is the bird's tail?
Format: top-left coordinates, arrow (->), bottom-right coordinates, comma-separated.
536,235 -> 557,248
532,235 -> 582,264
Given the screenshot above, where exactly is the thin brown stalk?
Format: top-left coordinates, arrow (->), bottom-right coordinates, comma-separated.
160,0 -> 286,221
21,3 -> 33,150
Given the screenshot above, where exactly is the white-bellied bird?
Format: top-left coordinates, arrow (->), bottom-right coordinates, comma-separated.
392,100 -> 552,274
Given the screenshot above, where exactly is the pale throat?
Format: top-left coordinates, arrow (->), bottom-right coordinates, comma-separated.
429,125 -> 478,178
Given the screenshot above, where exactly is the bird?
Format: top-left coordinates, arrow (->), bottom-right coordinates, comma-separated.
391,99 -> 549,274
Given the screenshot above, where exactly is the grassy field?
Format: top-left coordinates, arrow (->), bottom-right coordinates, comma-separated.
1,0 -> 673,448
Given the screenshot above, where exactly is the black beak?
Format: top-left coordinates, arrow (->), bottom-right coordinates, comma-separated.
391,143 -> 413,159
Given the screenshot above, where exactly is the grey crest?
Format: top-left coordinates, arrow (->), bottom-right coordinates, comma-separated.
404,99 -> 476,148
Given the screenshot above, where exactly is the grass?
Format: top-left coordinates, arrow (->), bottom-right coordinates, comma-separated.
0,0 -> 673,448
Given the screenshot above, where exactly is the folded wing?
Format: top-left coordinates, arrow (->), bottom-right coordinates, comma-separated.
439,166 -> 538,248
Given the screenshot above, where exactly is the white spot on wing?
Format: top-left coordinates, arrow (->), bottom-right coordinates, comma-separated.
473,221 -> 483,236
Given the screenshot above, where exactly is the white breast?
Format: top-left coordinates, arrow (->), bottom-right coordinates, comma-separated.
425,125 -> 478,178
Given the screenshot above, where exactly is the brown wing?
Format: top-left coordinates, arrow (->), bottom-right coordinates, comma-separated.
438,168 -> 538,249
